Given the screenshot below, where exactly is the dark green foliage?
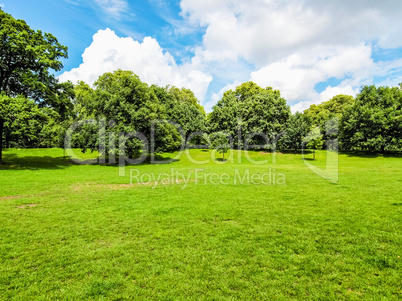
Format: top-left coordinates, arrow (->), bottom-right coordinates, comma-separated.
279,112 -> 311,152
339,85 -> 402,152
304,94 -> 355,127
151,85 -> 206,144
0,94 -> 61,150
303,126 -> 324,160
304,94 -> 355,149
0,9 -> 70,107
208,82 -> 291,149
74,70 -> 183,158
210,132 -> 230,160
0,9 -> 72,163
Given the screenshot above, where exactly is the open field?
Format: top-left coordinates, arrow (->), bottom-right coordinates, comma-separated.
0,148 -> 401,300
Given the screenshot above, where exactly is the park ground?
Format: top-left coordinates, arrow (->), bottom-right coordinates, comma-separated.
0,149 -> 401,300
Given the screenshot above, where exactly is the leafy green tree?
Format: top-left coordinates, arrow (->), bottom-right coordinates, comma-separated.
201,133 -> 211,149
0,9 -> 70,163
280,112 -> 311,152
0,94 -> 50,153
208,82 -> 290,149
240,90 -> 290,148
168,86 -> 206,115
304,94 -> 355,127
76,70 -> 182,159
304,94 -> 354,148
151,85 -> 206,144
304,126 -> 324,160
207,91 -> 240,145
339,85 -> 402,152
211,132 -> 230,161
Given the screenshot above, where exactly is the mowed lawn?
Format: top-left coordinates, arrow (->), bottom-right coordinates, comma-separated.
0,148 -> 401,300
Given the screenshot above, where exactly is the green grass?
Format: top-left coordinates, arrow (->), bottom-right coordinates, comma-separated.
0,148 -> 401,300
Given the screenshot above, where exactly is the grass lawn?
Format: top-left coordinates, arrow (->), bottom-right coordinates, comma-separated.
0,148 -> 401,300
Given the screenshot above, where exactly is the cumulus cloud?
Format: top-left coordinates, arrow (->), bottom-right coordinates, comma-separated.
178,0 -> 402,111
181,0 -> 402,65
59,28 -> 213,101
250,44 -> 374,111
60,0 -> 402,112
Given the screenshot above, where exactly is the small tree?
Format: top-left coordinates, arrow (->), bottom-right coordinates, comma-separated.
304,126 -> 323,160
280,112 -> 310,153
201,133 -> 211,149
211,132 -> 230,161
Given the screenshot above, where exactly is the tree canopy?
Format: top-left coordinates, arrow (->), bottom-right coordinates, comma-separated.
0,9 -> 70,163
208,82 -> 291,149
339,85 -> 402,152
2,8 -> 402,161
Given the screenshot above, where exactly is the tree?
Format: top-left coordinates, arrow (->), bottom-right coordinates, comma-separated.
0,94 -> 49,152
208,82 -> 291,149
240,89 -> 290,148
151,85 -> 206,144
207,91 -> 240,145
280,112 -> 311,152
304,94 -> 354,149
339,85 -> 402,152
304,94 -> 355,127
75,70 -> 182,160
0,9 -> 69,164
304,126 -> 323,160
211,132 -> 230,161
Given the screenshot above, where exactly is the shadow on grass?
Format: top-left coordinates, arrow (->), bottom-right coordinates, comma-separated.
250,149 -> 315,155
214,158 -> 228,162
275,149 -> 402,159
0,154 -> 71,170
0,152 -> 179,170
339,151 -> 402,159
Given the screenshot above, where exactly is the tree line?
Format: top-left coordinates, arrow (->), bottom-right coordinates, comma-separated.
1,9 -> 401,163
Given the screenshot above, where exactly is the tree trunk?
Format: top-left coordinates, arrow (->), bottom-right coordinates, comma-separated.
0,118 -> 3,165
313,149 -> 315,160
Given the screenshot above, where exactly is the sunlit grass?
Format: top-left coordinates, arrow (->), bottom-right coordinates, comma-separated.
0,148 -> 401,300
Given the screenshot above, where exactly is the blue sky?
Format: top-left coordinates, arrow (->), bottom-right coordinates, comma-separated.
3,0 -> 402,112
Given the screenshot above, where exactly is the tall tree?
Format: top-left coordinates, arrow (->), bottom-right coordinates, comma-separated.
0,9 -> 69,164
208,81 -> 290,149
339,85 -> 402,152
75,70 -> 182,159
151,85 -> 206,144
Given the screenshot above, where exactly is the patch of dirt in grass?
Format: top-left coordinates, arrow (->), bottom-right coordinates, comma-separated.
0,196 -> 22,201
17,204 -> 37,209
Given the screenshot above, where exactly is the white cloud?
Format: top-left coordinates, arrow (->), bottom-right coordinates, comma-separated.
94,0 -> 128,20
250,44 -> 374,105
203,81 -> 241,112
181,0 -> 402,65
178,0 -> 402,111
58,28 -> 213,101
61,1 -> 402,112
